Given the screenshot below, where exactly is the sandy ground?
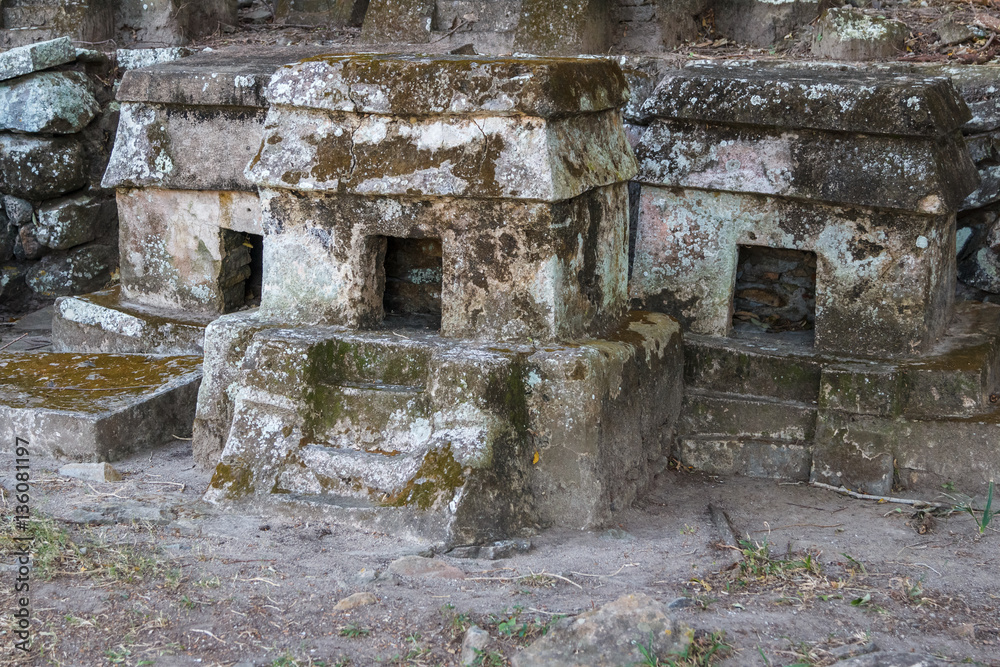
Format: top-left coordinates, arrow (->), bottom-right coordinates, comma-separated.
0,438 -> 997,667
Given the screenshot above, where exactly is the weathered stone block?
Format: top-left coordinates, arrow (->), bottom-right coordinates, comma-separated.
197,310 -> 682,542
2,195 -> 31,226
811,411 -> 894,494
116,47 -> 192,71
0,352 -> 201,461
811,8 -> 908,61
24,245 -> 116,297
16,224 -> 48,261
35,193 -> 105,251
0,134 -> 87,200
512,594 -> 692,667
52,287 -> 216,355
639,65 -> 972,136
631,188 -> 958,356
513,0 -> 609,55
255,186 -> 628,341
684,333 -> 822,401
678,437 -> 812,480
0,37 -> 75,82
115,0 -> 237,47
527,312 -> 682,528
0,71 -> 99,134
360,0 -> 434,43
102,103 -> 267,192
636,120 -> 976,214
715,0 -> 820,48
117,188 -> 259,313
680,391 -> 817,442
203,325 -> 536,545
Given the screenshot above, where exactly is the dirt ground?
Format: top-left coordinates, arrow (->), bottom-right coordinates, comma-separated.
0,438 -> 997,667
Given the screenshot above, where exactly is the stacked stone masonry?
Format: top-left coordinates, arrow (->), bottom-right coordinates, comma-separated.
3,25 -> 1000,542
630,63 -> 999,499
0,38 -> 119,318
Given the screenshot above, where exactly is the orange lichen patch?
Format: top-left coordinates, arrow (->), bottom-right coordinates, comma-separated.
0,352 -> 202,413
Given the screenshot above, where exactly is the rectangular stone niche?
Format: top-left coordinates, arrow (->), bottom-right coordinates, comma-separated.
733,246 -> 816,335
245,231 -> 264,308
380,236 -> 442,330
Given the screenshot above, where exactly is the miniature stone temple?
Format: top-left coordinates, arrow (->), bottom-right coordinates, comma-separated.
52,47 -> 332,355
631,64 -> 999,496
192,55 -> 683,544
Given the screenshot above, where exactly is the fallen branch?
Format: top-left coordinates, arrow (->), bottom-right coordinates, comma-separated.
810,481 -> 950,509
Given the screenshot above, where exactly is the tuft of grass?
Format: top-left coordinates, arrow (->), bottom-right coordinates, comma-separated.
734,539 -> 821,585
959,481 -> 995,535
0,514 -> 164,582
637,630 -> 730,666
339,623 -> 371,638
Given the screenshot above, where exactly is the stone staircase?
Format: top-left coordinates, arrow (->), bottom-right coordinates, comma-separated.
0,0 -> 114,48
679,301 -> 1000,497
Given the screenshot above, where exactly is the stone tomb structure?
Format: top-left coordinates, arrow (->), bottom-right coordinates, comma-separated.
193,55 -> 683,545
53,47 -> 332,355
631,64 -> 1000,496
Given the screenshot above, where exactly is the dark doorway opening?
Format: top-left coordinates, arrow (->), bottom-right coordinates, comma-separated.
381,236 -> 442,330
732,246 -> 816,336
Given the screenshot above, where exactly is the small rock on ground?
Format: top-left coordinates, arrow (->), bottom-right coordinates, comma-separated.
58,462 -> 122,483
511,593 -> 691,667
333,591 -> 378,611
387,555 -> 466,580
460,625 -> 491,666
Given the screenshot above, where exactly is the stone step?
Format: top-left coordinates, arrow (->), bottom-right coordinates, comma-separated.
52,288 -> 216,356
310,381 -> 433,453
684,333 -> 822,403
295,443 -> 424,499
685,301 -> 1000,419
813,407 -> 1000,499
679,389 -> 817,442
0,351 -> 201,461
676,436 -> 812,481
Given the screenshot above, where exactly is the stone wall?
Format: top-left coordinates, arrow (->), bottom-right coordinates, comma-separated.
0,38 -> 118,318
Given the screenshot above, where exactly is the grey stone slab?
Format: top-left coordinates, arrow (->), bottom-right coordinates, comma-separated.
640,64 -> 971,136
0,37 -> 75,82
115,47 -> 192,71
635,120 -> 978,213
264,54 -> 629,118
0,71 -> 99,134
0,352 -> 202,461
116,45 -> 340,107
52,287 -> 215,355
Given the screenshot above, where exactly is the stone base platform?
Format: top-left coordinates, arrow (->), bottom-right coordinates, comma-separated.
52,287 -> 218,355
680,301 -> 1000,498
0,352 -> 202,461
196,311 -> 683,546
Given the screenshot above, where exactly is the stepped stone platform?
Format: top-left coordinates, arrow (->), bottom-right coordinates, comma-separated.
630,64 -> 979,357
193,53 -> 683,546
679,301 -> 1000,497
0,351 -> 201,461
